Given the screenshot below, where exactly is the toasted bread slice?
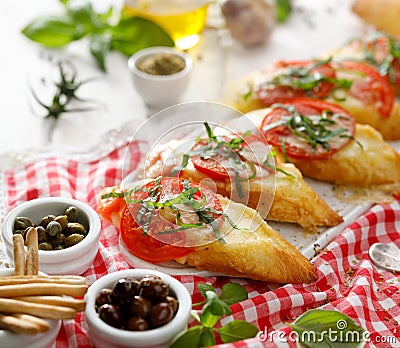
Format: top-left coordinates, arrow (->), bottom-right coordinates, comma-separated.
181,161 -> 343,231
247,108 -> 400,186
176,195 -> 317,283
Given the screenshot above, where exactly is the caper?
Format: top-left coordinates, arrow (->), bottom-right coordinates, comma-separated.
54,215 -> 68,230
36,226 -> 48,243
40,215 -> 56,228
66,222 -> 86,235
63,234 -> 84,248
49,233 -> 65,247
38,242 -> 53,251
46,221 -> 62,237
14,217 -> 33,230
65,206 -> 78,222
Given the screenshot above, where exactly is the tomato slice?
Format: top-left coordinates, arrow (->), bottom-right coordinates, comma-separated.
190,134 -> 271,181
120,177 -> 223,263
120,205 -> 194,263
256,60 -> 337,106
261,99 -> 355,159
334,60 -> 394,118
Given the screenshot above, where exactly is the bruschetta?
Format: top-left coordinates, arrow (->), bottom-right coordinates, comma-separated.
143,123 -> 342,231
98,177 -> 317,283
249,99 -> 400,186
224,58 -> 400,140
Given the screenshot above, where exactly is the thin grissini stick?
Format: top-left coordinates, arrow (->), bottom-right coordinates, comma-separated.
0,283 -> 88,298
0,313 -> 43,335
12,313 -> 50,333
0,298 -> 77,320
0,275 -> 87,286
25,227 -> 38,276
15,296 -> 86,312
12,234 -> 25,276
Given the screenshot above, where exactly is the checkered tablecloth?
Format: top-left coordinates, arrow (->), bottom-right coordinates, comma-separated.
1,138 -> 399,348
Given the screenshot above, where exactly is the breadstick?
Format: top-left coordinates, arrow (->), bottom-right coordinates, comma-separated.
0,275 -> 87,286
12,313 -> 50,332
12,234 -> 25,276
0,298 -> 77,319
25,227 -> 38,276
15,296 -> 86,312
0,313 -> 42,335
0,283 -> 88,298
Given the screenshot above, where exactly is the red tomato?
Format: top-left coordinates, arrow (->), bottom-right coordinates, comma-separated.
120,205 -> 194,263
120,177 -> 222,263
190,134 -> 270,181
261,99 -> 355,159
335,60 -> 394,118
97,186 -> 126,223
256,60 -> 337,106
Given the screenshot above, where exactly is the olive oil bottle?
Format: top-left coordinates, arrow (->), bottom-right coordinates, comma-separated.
124,0 -> 209,49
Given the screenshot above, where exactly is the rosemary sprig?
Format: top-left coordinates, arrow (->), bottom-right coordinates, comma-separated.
30,60 -> 97,141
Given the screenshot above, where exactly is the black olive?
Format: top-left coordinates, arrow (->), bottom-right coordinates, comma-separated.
112,278 -> 137,301
126,317 -> 149,331
130,296 -> 152,318
165,296 -> 179,315
95,288 -> 113,308
140,275 -> 169,303
148,302 -> 174,328
98,304 -> 123,328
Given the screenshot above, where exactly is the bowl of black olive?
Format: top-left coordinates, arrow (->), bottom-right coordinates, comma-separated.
84,269 -> 192,348
1,197 -> 101,275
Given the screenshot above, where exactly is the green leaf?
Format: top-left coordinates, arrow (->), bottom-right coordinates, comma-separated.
67,1 -> 99,35
217,320 -> 259,343
220,283 -> 248,305
204,290 -> 231,317
90,34 -> 111,72
169,325 -> 202,348
21,16 -> 84,47
110,16 -> 174,56
198,327 -> 216,347
198,283 -> 216,299
199,302 -> 220,328
276,0 -> 292,23
288,309 -> 366,348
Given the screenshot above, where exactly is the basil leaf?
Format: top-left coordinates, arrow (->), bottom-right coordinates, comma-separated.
289,309 -> 366,348
220,283 -> 248,305
110,16 -> 174,56
198,327 -> 216,347
198,283 -> 216,299
217,320 -> 259,343
21,16 -> 84,47
276,0 -> 292,23
169,325 -> 202,348
200,301 -> 220,328
90,34 -> 111,72
68,1 -> 99,35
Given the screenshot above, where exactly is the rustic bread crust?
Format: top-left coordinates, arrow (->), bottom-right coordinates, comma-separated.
176,196 -> 317,284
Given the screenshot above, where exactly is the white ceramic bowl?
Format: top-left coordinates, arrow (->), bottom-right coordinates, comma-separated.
128,46 -> 193,114
1,197 -> 101,275
84,269 -> 192,348
0,268 -> 61,348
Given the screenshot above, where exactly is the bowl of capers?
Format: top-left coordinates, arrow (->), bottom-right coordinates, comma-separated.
84,269 -> 191,348
1,197 -> 101,275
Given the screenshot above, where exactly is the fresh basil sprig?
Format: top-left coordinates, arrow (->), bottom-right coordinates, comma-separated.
288,309 -> 366,348
21,0 -> 174,71
170,283 -> 258,348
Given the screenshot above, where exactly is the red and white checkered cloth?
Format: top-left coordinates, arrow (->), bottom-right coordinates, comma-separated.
1,140 -> 400,348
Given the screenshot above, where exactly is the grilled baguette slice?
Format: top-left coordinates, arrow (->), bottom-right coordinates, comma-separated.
176,195 -> 317,283
181,160 -> 343,231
